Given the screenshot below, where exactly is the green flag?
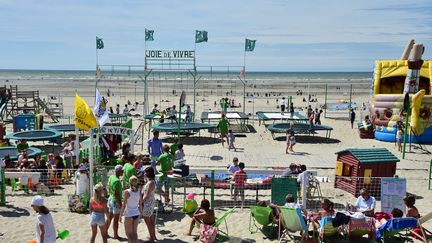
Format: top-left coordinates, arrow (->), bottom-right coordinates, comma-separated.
195,30 -> 208,43
145,29 -> 154,41
96,37 -> 104,49
245,38 -> 256,52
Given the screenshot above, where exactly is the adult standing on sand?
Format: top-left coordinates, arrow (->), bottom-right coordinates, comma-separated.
106,165 -> 124,240
147,130 -> 163,173
350,109 -> 356,129
217,114 -> 229,146
279,97 -> 287,114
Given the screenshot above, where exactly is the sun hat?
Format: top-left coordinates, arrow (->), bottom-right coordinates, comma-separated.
115,164 -> 124,173
31,195 -> 44,207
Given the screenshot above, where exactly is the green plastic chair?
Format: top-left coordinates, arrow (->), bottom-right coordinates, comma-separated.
10,178 -> 17,191
278,207 -> 308,242
316,216 -> 346,243
249,206 -> 274,234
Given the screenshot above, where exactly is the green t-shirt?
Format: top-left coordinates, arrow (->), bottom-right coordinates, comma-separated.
158,153 -> 174,173
17,143 -> 29,152
170,144 -> 179,155
123,163 -> 136,187
218,118 -> 229,133
108,175 -> 122,201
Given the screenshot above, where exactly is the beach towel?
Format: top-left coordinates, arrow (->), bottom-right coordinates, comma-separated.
199,224 -> 218,243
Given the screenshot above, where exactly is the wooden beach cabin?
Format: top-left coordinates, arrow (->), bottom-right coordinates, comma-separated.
334,148 -> 399,197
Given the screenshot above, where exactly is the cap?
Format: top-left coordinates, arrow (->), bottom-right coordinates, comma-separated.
186,193 -> 195,200
79,165 -> 88,171
136,167 -> 145,177
115,164 -> 124,173
31,195 -> 44,207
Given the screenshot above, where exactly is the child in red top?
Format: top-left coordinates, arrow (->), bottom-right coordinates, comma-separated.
232,162 -> 247,208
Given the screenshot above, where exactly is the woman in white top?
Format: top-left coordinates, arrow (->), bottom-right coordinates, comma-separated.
121,176 -> 142,243
142,167 -> 157,242
31,195 -> 56,243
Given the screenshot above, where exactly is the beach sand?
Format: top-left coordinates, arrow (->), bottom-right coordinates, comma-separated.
0,78 -> 431,243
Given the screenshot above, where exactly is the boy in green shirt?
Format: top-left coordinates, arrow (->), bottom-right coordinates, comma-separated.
170,137 -> 179,156
217,114 -> 229,146
157,145 -> 174,205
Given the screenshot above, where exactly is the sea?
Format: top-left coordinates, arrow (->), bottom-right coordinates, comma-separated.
0,69 -> 373,98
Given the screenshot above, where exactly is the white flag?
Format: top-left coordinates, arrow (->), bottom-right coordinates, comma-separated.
93,89 -> 110,127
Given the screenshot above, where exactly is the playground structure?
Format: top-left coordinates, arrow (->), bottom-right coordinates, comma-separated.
97,51 -> 248,121
0,85 -> 60,123
323,83 -> 356,119
370,60 -> 432,144
334,148 -> 399,197
255,111 -> 308,126
266,122 -> 333,140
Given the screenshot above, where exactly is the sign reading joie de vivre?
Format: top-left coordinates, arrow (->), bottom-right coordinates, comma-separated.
146,50 -> 195,59
92,126 -> 133,136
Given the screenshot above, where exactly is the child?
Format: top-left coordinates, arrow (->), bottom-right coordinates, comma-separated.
31,195 -> 56,243
403,195 -> 420,218
396,125 -> 403,152
288,131 -> 296,153
375,208 -> 403,228
175,143 -> 185,161
228,129 -> 236,151
90,183 -> 108,243
227,157 -> 240,197
62,148 -> 73,177
170,138 -> 179,156
233,162 -> 247,208
285,130 -> 291,154
186,199 -> 216,236
185,105 -> 192,123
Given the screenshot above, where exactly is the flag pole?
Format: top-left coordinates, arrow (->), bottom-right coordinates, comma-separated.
144,30 -> 147,116
95,36 -> 99,100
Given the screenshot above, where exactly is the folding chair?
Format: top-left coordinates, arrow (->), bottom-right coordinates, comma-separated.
214,207 -> 236,237
377,217 -> 418,243
278,207 -> 308,242
410,212 -> 432,243
249,206 -> 275,234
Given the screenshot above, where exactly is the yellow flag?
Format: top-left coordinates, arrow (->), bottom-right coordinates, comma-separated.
74,93 -> 97,131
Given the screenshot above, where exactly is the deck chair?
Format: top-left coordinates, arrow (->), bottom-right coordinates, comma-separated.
249,206 -> 275,234
376,217 -> 418,243
316,216 -> 343,243
345,217 -> 376,241
278,207 -> 308,242
410,212 -> 432,243
214,207 -> 236,237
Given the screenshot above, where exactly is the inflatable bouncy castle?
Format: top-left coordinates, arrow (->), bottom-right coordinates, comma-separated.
369,42 -> 432,144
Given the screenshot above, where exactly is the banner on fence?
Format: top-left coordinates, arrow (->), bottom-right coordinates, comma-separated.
380,177 -> 406,214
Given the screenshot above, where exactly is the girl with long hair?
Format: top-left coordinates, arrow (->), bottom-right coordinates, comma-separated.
89,183 -> 108,243
142,167 -> 157,242
121,176 -> 142,243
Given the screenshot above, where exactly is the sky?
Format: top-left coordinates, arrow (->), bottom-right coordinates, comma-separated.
0,0 -> 431,71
